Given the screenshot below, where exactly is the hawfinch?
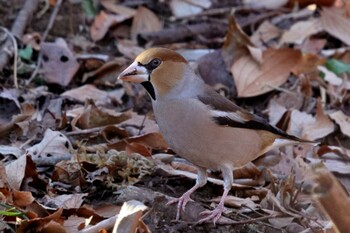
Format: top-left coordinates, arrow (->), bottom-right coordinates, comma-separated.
118,48 -> 311,224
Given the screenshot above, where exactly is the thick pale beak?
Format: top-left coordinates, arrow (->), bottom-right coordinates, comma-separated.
118,61 -> 148,83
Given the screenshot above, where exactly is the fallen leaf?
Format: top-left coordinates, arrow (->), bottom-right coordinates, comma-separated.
125,142 -> 152,157
293,53 -> 326,75
287,109 -> 315,137
62,84 -> 125,106
108,132 -> 168,152
130,6 -> 162,41
212,195 -> 258,210
169,0 -> 211,18
100,0 -> 136,18
251,20 -> 281,47
12,190 -> 34,207
116,39 -> 144,60
26,129 -> 73,166
243,0 -> 288,9
318,66 -> 350,89
41,38 -> 80,86
82,58 -> 127,84
43,193 -> 88,209
311,167 -> 350,233
113,200 -> 149,233
91,11 -> 131,42
5,155 -> 30,190
232,48 -> 301,97
308,158 -> 350,175
280,18 -> 323,45
320,7 -> 350,46
0,145 -> 23,158
17,208 -> 65,233
298,38 -> 327,54
73,100 -> 131,129
329,110 -> 350,137
302,99 -> 335,140
268,217 -> 294,228
222,13 -> 253,69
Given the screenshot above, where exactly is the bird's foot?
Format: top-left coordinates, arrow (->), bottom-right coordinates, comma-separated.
197,204 -> 225,225
166,192 -> 194,220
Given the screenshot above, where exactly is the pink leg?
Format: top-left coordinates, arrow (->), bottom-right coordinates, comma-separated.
198,165 -> 233,225
167,167 -> 207,220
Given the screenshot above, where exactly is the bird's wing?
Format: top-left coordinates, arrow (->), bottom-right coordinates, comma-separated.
197,86 -> 311,143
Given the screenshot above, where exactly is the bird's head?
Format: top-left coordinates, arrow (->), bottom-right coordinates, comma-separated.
118,48 -> 189,100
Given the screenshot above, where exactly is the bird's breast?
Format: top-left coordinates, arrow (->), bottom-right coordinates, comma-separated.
152,99 -> 264,170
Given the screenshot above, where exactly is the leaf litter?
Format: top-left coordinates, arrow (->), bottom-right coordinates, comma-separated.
0,0 -> 350,232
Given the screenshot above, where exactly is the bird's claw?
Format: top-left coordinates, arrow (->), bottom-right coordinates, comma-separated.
166,194 -> 194,220
197,205 -> 225,225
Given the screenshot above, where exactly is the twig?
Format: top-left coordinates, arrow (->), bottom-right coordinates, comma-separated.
65,127 -> 104,136
0,27 -> 18,88
0,0 -> 40,71
26,0 -> 63,86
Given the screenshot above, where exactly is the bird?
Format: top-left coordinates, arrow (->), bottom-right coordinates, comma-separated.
118,48 -> 313,224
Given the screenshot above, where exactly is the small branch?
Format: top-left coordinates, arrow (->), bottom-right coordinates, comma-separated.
26,0 -> 64,85
0,0 -> 40,72
137,22 -> 227,46
0,27 -> 18,88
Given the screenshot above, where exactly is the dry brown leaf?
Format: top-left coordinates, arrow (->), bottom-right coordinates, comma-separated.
125,142 -> 152,157
169,0 -> 212,18
43,193 -> 88,209
0,145 -> 23,158
308,158 -> 350,174
100,0 -> 136,18
251,20 -> 281,47
81,58 -> 127,84
288,0 -> 336,7
287,109 -> 315,137
101,125 -> 129,143
91,11 -> 131,42
212,195 -> 258,210
5,155 -> 30,190
243,0 -> 288,9
302,99 -> 335,140
271,154 -> 310,182
73,100 -> 131,129
62,84 -> 125,106
108,132 -> 168,152
298,38 -> 327,54
222,13 -> 253,68
329,110 -> 350,137
22,32 -> 41,50
292,53 -> 326,75
280,18 -> 323,45
311,167 -> 350,233
120,112 -> 159,135
26,129 -> 73,166
116,39 -> 144,60
321,7 -> 350,46
113,200 -> 149,233
317,145 -> 350,159
318,66 -> 350,89
268,217 -> 294,229
12,190 -> 34,207
130,6 -> 162,41
232,48 -> 301,97
41,38 -> 80,86
17,208 -> 65,233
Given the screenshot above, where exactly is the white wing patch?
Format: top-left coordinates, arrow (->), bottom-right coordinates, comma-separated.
211,110 -> 247,124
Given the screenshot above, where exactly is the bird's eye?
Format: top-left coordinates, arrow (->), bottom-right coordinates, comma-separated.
150,58 -> 161,68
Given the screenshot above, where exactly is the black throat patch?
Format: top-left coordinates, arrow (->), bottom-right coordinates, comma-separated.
141,81 -> 156,100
